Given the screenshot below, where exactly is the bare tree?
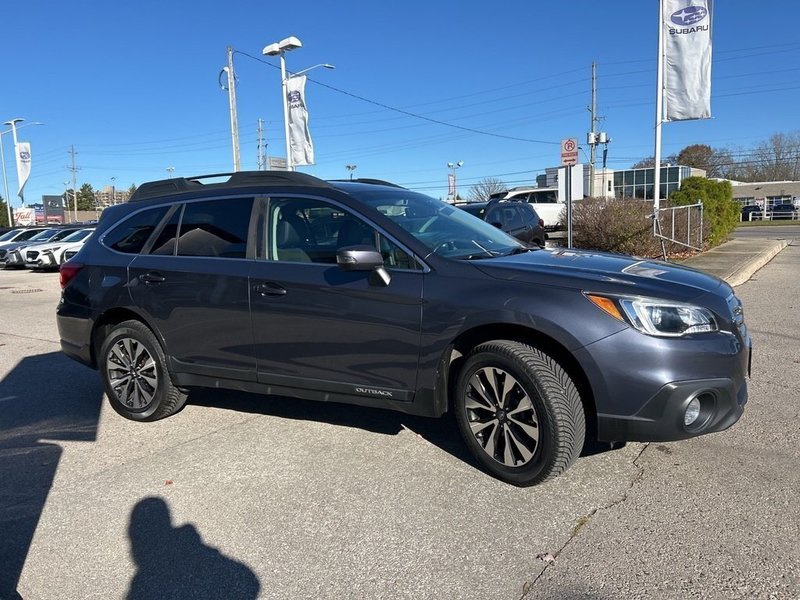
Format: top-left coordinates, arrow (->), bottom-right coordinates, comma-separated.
468,177 -> 507,202
740,131 -> 800,182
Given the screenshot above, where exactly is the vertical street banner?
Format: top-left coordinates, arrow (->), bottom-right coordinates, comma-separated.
663,0 -> 713,121
15,142 -> 32,200
286,75 -> 314,166
448,173 -> 455,198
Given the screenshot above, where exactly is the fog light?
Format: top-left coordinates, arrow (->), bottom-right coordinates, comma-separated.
684,397 -> 701,426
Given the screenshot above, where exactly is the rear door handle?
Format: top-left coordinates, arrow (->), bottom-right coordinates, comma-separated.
138,272 -> 165,284
253,282 -> 287,296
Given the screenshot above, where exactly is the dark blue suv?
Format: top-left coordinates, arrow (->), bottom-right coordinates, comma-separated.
57,172 -> 750,485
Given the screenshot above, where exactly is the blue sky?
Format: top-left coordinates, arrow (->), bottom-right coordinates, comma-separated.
1,0 -> 799,206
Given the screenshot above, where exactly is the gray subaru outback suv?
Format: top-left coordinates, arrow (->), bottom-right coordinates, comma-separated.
57,171 -> 750,486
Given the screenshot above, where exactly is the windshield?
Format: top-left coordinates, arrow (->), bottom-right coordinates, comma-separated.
62,229 -> 93,242
28,228 -> 60,241
15,229 -> 46,241
50,229 -> 79,241
353,189 -> 521,259
0,229 -> 23,241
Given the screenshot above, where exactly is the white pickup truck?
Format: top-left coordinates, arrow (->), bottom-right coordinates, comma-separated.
489,187 -> 564,232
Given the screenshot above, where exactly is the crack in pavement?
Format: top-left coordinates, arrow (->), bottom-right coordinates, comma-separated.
520,443 -> 650,598
0,331 -> 60,345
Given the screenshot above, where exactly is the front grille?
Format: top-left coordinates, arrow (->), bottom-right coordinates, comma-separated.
64,250 -> 77,260
0,250 -> 6,259
26,250 -> 39,261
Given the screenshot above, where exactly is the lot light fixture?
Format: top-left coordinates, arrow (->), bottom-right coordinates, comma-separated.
262,36 -> 334,172
447,161 -> 463,202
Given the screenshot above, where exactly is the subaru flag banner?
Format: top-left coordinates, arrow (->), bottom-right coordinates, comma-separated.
663,0 -> 713,121
15,142 -> 32,200
286,75 -> 314,166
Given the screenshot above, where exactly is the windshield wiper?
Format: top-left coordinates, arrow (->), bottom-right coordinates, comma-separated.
460,252 -> 496,260
502,246 -> 536,256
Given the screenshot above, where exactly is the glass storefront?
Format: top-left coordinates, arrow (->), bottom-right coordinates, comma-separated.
613,166 -> 691,200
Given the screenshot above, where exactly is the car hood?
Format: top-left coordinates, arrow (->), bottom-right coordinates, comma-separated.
472,248 -> 730,302
5,240 -> 56,251
33,240 -> 83,253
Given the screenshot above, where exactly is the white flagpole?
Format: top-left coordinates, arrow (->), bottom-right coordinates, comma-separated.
653,0 -> 665,215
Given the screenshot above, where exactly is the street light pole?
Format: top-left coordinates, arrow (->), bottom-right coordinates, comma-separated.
264,37 -> 334,172
447,161 -> 463,202
0,134 -> 12,227
278,50 -> 292,171
346,164 -> 357,180
1,120 -> 43,227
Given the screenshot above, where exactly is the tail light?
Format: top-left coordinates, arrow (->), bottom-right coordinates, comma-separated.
59,262 -> 84,289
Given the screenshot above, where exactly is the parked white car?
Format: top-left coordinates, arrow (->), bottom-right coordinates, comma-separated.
24,228 -> 95,269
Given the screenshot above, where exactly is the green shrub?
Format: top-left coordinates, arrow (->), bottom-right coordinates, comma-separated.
669,177 -> 738,246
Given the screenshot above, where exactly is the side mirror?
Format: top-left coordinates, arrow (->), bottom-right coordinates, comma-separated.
336,245 -> 384,271
336,246 -> 391,287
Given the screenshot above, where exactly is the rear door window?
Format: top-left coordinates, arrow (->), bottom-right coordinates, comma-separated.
176,198 -> 253,259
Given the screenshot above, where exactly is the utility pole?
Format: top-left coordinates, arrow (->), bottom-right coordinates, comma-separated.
588,61 -> 598,198
68,146 -> 79,223
257,118 -> 265,171
224,46 -> 241,172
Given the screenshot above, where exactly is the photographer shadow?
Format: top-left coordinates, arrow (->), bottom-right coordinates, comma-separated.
127,497 -> 260,600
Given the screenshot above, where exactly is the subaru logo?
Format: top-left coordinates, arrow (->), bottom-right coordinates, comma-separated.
20,151 -> 30,160
671,5 -> 708,26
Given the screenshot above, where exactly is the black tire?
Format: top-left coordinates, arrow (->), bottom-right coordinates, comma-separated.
454,340 -> 585,486
99,320 -> 187,422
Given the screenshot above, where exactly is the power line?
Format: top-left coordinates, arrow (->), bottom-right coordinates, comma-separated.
234,50 -> 560,146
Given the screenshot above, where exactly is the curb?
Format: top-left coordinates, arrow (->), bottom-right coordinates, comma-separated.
725,240 -> 789,287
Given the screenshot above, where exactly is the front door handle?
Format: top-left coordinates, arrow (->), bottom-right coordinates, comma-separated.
138,272 -> 165,284
253,282 -> 287,296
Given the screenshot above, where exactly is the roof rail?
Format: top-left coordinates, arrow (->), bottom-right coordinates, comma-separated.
129,170 -> 330,202
329,178 -> 406,189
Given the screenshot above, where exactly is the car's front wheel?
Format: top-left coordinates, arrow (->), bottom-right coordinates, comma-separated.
454,340 -> 585,486
99,320 -> 187,422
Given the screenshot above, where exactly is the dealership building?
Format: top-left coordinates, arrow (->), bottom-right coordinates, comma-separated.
726,180 -> 800,208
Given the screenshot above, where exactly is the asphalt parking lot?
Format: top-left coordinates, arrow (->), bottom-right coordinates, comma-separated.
1,246 -> 798,600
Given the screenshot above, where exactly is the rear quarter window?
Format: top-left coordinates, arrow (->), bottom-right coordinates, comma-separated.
103,206 -> 170,254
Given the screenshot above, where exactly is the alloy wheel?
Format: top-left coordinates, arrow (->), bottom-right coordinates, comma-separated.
464,367 -> 539,467
106,337 -> 159,411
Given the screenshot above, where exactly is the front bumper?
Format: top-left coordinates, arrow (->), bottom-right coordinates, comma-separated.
25,251 -> 58,269
575,324 -> 750,443
597,377 -> 747,442
3,250 -> 25,268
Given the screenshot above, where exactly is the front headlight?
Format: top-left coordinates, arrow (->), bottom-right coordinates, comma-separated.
586,294 -> 718,337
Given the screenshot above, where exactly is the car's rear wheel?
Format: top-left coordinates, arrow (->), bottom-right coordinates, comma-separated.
454,340 -> 585,486
100,320 -> 187,422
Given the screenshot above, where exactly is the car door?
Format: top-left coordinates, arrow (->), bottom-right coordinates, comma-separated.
127,197 -> 258,381
486,204 -> 529,243
249,195 -> 424,400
